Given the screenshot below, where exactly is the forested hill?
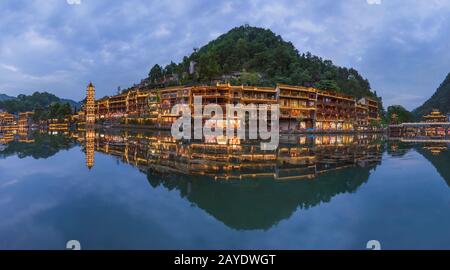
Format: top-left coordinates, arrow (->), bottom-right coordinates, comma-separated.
147,25 -> 380,102
0,93 -> 14,101
414,72 -> 450,116
0,92 -> 81,114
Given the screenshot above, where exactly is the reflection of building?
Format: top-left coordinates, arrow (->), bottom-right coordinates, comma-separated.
86,82 -> 96,125
0,112 -> 16,128
0,130 -> 35,144
90,83 -> 380,131
18,112 -> 34,128
85,128 -> 95,170
0,132 -> 15,144
423,144 -> 448,155
91,131 -> 383,181
82,130 -> 384,230
48,118 -> 69,132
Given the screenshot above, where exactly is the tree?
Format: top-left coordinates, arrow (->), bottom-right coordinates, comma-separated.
143,25 -> 380,107
385,105 -> 415,124
233,72 -> 262,85
198,52 -> 220,81
164,61 -> 177,75
148,64 -> 163,83
315,80 -> 341,93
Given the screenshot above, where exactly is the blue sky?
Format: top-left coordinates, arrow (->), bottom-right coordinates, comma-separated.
0,0 -> 449,110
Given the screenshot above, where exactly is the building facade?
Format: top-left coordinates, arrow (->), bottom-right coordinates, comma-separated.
90,83 -> 381,132
423,109 -> 448,123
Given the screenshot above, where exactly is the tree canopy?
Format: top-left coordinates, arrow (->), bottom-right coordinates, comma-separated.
385,105 -> 415,124
414,72 -> 450,116
145,25 -> 380,104
0,92 -> 74,120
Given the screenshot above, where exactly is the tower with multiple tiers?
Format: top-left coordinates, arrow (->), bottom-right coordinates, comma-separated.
85,82 -> 96,125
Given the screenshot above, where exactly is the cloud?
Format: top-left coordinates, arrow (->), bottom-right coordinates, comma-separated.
0,63 -> 19,73
221,2 -> 234,14
289,20 -> 325,34
367,0 -> 381,5
152,24 -> 172,38
66,0 -> 81,5
0,0 -> 449,110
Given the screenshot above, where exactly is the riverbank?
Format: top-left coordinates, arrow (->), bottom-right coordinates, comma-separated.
100,123 -> 386,135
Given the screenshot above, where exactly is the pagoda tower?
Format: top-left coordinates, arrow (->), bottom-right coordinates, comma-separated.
85,82 -> 96,125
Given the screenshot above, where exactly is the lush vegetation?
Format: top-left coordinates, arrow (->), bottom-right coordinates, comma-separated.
147,25 -> 380,102
0,133 -> 76,159
33,102 -> 72,121
0,92 -> 76,120
384,105 -> 415,124
0,94 -> 14,101
414,72 -> 450,116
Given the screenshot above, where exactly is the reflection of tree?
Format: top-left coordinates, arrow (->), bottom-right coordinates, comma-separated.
416,145 -> 450,187
146,165 -> 373,230
0,133 -> 76,159
386,141 -> 414,157
90,130 -> 384,230
388,141 -> 450,187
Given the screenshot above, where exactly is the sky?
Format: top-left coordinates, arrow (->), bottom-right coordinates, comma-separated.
0,0 -> 449,110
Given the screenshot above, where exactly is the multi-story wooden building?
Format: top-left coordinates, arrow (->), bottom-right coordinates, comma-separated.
423,109 -> 448,123
358,97 -> 380,122
355,101 -> 369,131
315,90 -> 356,131
90,83 -> 380,132
277,84 -> 317,131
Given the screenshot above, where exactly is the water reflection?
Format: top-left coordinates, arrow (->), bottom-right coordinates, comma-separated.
2,129 -> 450,232
388,138 -> 450,187
77,130 -> 385,230
0,130 -> 75,159
84,131 -> 384,180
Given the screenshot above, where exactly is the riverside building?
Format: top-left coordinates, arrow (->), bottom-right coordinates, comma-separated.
88,83 -> 380,132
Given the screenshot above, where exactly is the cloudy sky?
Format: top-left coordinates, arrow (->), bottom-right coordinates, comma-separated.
0,0 -> 449,110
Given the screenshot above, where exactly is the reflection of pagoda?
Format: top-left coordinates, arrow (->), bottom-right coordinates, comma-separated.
77,130 -> 385,230
415,145 -> 450,187
92,131 -> 383,181
85,128 -> 95,170
423,143 -> 448,155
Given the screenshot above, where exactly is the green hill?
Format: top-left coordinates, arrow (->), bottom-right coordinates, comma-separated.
0,92 -> 81,114
0,93 -> 14,101
385,105 -> 415,124
414,72 -> 450,116
146,25 -> 380,103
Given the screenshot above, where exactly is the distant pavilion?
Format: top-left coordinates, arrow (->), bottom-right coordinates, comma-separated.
423,109 -> 448,123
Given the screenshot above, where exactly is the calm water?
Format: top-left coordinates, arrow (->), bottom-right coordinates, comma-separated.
1,130 -> 450,250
